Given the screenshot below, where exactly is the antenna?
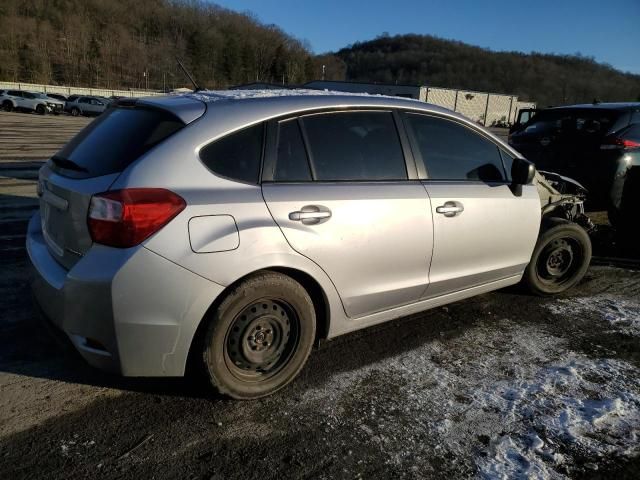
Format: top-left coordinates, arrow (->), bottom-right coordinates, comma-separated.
176,57 -> 201,92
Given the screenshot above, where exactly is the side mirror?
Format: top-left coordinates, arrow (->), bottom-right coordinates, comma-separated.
511,157 -> 535,185
510,157 -> 536,196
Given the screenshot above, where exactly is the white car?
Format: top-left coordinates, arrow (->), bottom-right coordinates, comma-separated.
64,95 -> 111,116
0,89 -> 64,115
27,90 -> 593,399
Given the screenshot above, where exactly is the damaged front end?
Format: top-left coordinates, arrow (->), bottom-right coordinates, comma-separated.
534,170 -> 595,232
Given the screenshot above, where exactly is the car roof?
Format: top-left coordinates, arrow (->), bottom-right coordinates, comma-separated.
130,88 -> 523,160
135,88 -> 467,125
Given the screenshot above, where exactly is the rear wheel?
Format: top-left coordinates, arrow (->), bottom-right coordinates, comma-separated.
2,101 -> 12,112
35,104 -> 46,115
202,272 -> 316,399
522,220 -> 591,295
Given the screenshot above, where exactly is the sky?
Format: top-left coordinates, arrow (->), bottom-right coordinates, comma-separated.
213,0 -> 640,74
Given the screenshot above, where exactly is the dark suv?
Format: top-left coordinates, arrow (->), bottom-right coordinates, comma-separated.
509,103 -> 640,228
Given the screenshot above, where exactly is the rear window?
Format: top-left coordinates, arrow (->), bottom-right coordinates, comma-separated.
199,123 -> 264,184
54,107 -> 184,178
521,109 -> 625,137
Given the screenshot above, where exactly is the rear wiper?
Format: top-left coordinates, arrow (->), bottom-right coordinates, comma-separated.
50,155 -> 88,173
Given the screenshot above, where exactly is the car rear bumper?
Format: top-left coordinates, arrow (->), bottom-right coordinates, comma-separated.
26,212 -> 224,376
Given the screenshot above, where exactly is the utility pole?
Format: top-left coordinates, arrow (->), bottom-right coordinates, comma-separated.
322,65 -> 326,81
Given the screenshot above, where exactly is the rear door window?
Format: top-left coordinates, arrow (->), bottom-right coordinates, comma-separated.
200,123 -> 264,184
301,111 -> 407,181
274,119 -> 312,182
54,107 -> 184,178
406,113 -> 506,182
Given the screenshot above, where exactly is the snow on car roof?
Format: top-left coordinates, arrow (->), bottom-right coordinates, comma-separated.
185,88 -> 394,103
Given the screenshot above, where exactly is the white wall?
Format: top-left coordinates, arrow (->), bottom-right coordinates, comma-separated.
0,81 -> 162,98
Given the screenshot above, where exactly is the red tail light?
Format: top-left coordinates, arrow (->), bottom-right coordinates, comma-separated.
600,137 -> 640,150
88,188 -> 186,248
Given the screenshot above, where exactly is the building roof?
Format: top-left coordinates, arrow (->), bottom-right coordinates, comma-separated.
304,79 -> 424,89
549,102 -> 640,110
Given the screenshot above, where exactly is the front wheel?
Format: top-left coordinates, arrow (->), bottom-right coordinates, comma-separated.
202,272 -> 316,399
35,104 -> 46,115
2,101 -> 12,112
522,220 -> 592,295
70,107 -> 80,117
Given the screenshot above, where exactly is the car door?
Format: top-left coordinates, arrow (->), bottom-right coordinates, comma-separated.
89,98 -> 105,114
402,112 -> 540,298
78,97 -> 92,113
262,110 -> 433,318
8,90 -> 25,109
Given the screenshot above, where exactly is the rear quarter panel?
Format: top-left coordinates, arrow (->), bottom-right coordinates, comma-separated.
110,112 -> 347,333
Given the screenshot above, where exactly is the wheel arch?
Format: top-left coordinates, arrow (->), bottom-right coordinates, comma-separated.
185,266 -> 331,376
540,214 -> 572,231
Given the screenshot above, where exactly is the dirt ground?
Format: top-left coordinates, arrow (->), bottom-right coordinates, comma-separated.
0,111 -> 639,479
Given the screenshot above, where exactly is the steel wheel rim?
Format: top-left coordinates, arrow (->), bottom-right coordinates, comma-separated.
536,237 -> 582,286
224,298 -> 300,382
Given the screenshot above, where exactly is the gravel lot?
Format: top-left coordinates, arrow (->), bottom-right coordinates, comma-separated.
0,111 -> 639,479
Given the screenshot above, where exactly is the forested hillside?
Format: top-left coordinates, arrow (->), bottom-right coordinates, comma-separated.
335,34 -> 640,105
0,0 -> 318,90
1,2 -> 638,106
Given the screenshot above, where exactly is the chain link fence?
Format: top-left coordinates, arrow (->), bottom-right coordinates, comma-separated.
0,81 -> 162,98
425,87 -> 535,126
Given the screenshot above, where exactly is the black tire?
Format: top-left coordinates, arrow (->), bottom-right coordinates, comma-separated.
70,107 -> 80,117
2,101 -> 12,112
202,272 -> 316,399
522,220 -> 592,295
36,104 -> 46,115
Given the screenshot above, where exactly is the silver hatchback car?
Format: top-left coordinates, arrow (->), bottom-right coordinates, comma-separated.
27,90 -> 591,398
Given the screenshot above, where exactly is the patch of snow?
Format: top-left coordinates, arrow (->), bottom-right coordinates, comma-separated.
547,294 -> 640,336
289,321 -> 640,478
475,357 -> 640,479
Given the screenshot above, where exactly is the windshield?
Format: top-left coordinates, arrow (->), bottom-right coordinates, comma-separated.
53,107 -> 185,178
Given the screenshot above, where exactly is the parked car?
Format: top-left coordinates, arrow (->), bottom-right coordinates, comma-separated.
509,102 -> 640,228
27,91 -> 591,399
64,95 -> 111,116
1,89 -> 64,114
46,93 -> 68,103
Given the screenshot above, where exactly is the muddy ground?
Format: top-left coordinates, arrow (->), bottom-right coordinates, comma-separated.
0,111 -> 639,479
